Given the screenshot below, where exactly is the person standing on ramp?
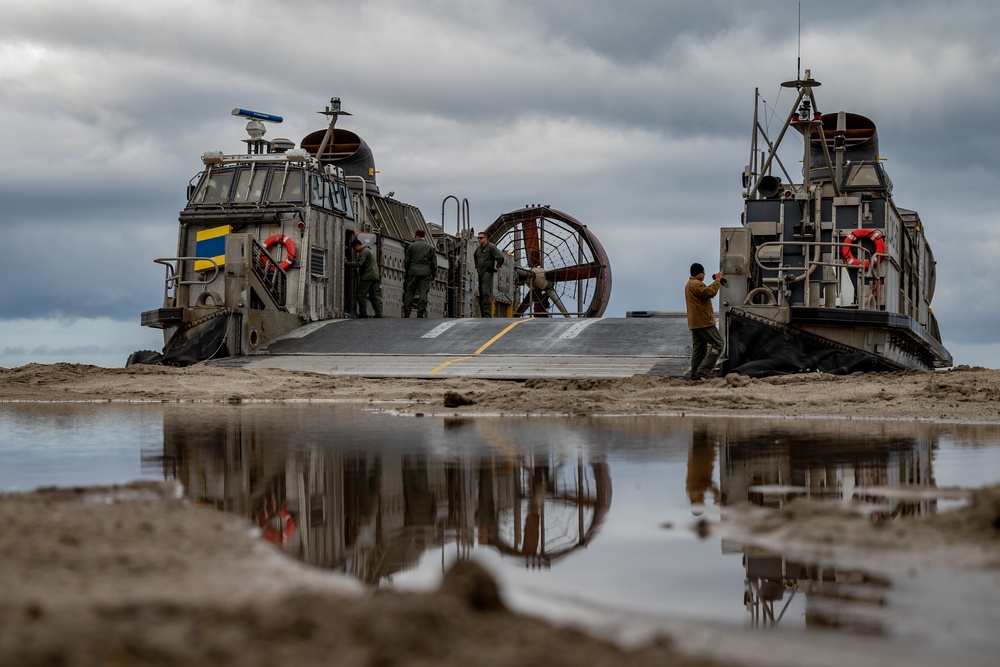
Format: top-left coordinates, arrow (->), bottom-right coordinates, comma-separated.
403,229 -> 437,318
346,238 -> 383,318
474,231 -> 505,317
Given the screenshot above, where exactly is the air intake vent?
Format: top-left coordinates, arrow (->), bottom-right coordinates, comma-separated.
310,247 -> 327,279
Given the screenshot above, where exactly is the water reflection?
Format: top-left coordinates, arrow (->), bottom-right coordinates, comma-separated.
4,402 -> 999,654
687,426 -> 721,510
716,419 -> 939,635
150,407 -> 611,583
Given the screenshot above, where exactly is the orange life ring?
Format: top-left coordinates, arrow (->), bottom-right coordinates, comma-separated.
261,234 -> 296,271
259,499 -> 296,546
841,228 -> 885,269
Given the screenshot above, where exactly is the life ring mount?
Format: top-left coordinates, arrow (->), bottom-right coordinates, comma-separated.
261,234 -> 297,271
841,228 -> 885,269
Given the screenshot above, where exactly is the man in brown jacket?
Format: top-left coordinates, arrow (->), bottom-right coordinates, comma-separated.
685,262 -> 723,380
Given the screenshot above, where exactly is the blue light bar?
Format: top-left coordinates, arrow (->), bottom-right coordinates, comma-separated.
231,108 -> 283,123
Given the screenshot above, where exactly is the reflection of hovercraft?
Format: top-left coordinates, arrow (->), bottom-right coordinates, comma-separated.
487,459 -> 611,568
257,496 -> 296,547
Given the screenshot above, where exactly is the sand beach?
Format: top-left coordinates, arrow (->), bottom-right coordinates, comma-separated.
1,363 -> 998,666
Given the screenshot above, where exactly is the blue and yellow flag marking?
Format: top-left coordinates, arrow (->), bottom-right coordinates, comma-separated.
194,225 -> 231,272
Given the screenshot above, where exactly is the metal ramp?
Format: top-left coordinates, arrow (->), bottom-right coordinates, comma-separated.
210,316 -> 692,379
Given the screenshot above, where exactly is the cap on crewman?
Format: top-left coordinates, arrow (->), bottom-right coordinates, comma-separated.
690,262 -> 705,277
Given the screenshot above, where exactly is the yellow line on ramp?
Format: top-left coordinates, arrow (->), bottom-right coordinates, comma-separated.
429,319 -> 531,377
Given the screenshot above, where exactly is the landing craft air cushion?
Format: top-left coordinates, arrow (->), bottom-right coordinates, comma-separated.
719,70 -> 952,376
131,75 -> 952,380
128,99 -> 694,378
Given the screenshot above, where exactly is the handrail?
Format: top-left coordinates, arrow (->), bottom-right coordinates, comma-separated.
751,240 -> 887,310
441,195 -> 470,236
249,238 -> 288,307
153,257 -> 221,288
345,176 -> 372,232
153,257 -> 221,309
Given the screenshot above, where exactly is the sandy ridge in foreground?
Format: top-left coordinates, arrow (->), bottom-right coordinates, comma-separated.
2,363 -> 998,422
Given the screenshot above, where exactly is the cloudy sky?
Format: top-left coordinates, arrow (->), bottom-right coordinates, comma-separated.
2,0 -> 999,369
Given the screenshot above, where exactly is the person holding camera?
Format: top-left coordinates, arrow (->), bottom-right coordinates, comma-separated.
684,262 -> 724,380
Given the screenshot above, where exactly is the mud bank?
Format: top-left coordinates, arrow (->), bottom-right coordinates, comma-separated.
2,363 -> 1000,422
2,363 -> 999,666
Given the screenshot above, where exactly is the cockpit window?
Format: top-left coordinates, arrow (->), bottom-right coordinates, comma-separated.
233,167 -> 268,204
267,168 -> 305,203
190,169 -> 235,204
308,174 -> 351,216
846,164 -> 880,187
188,165 -> 316,207
309,174 -> 328,209
842,162 -> 891,193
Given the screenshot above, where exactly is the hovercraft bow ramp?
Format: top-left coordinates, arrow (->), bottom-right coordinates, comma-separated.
209,316 -> 690,379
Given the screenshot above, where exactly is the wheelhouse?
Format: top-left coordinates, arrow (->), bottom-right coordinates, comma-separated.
187,155 -> 353,216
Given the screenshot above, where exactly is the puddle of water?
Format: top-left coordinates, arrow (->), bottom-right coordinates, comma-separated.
0,403 -> 164,491
2,403 -> 999,664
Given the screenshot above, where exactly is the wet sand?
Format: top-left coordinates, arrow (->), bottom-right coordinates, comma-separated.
2,363 -> 999,666
3,362 -> 1000,422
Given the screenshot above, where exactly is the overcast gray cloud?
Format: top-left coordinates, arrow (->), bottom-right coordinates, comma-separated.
2,0 -> 999,367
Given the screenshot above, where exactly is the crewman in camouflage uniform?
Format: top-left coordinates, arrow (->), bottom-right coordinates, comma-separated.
346,238 -> 383,318
403,229 -> 437,318
474,231 -> 505,317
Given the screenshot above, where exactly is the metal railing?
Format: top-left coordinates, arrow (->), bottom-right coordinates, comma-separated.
250,238 -> 288,306
153,257 -> 221,308
750,240 -> 892,310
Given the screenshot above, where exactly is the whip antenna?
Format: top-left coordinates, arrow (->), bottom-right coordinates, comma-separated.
795,0 -> 802,81
797,1 -> 802,81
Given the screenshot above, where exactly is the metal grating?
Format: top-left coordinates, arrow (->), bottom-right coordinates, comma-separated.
310,247 -> 327,280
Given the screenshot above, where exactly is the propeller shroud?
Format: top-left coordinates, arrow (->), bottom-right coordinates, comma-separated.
485,206 -> 612,318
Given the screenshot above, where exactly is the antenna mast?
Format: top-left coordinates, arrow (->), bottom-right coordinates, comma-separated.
797,1 -> 802,81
